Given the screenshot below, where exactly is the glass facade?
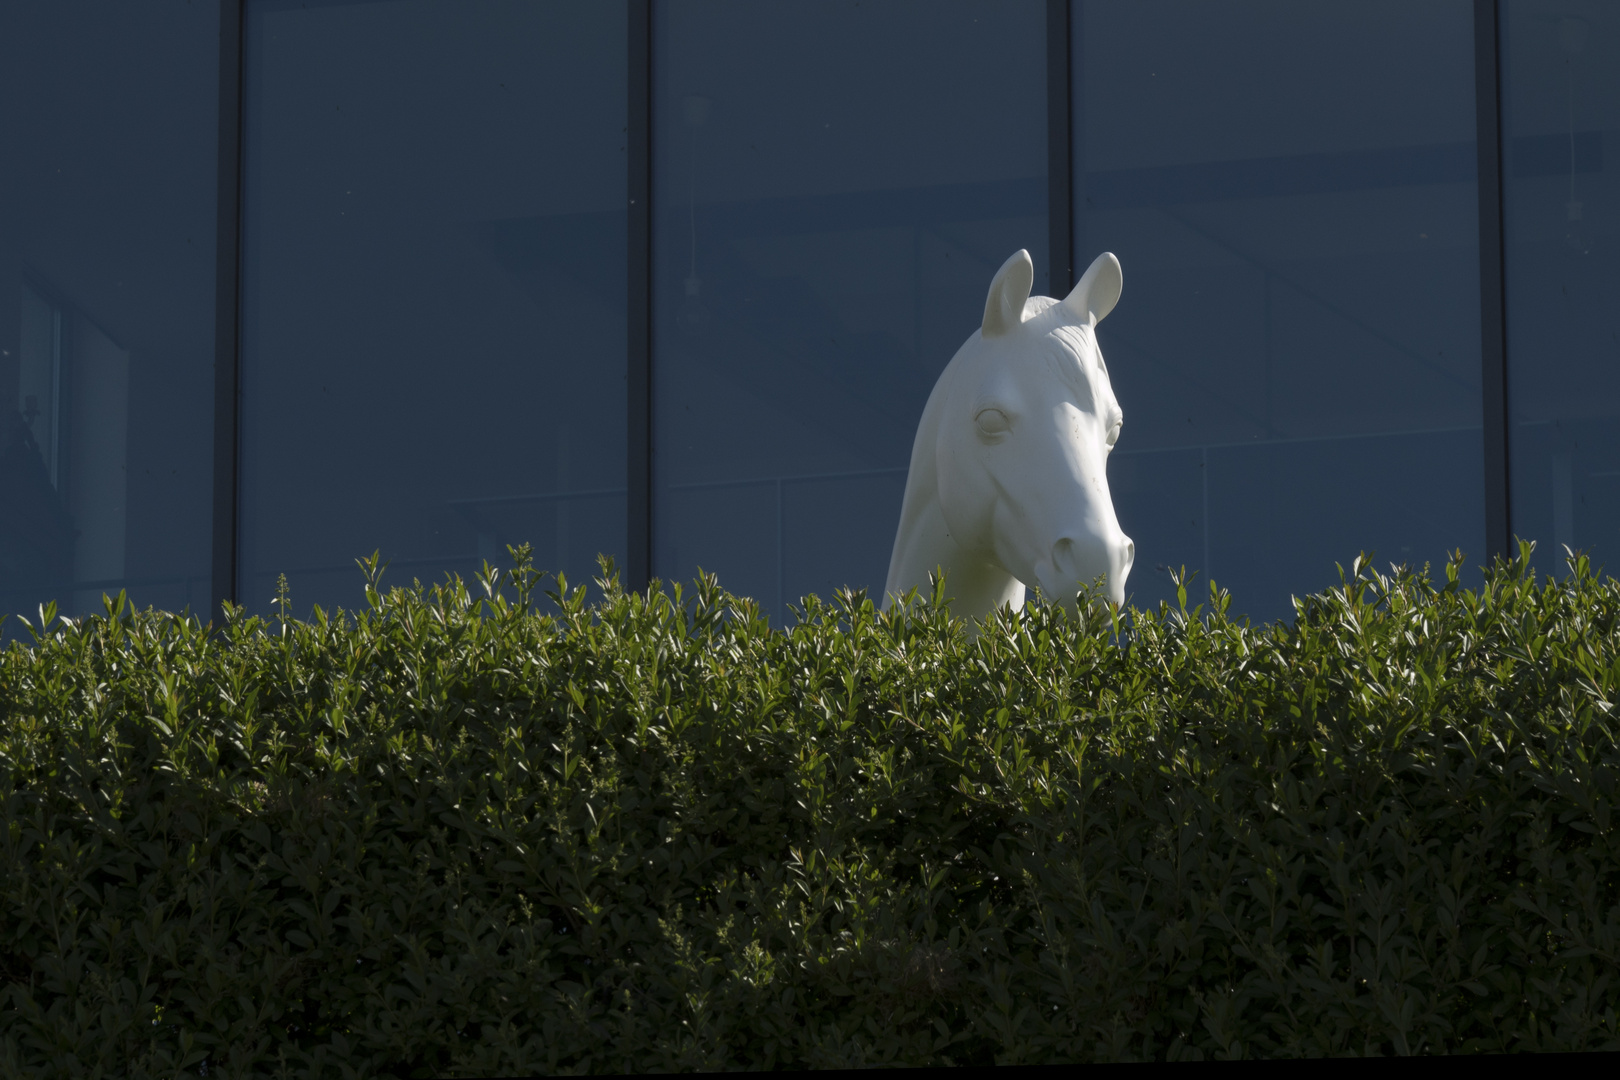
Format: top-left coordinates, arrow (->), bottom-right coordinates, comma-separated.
0,2 -> 218,624
1502,1 -> 1620,575
1080,1 -> 1484,622
651,0 -> 1046,620
239,0 -> 627,614
1,3 -> 1613,628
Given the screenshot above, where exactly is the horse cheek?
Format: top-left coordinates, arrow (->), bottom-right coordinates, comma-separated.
936,434 -> 992,553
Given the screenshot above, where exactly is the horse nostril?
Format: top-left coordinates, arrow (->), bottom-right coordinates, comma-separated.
1124,539 -> 1135,569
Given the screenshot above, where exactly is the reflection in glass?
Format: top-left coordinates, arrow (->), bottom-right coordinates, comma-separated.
239,0 -> 627,615
0,3 -> 218,624
1502,2 -> 1620,574
652,0 -> 1046,621
1077,1 -> 1484,622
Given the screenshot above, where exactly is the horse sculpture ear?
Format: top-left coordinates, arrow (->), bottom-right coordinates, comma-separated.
982,249 -> 1035,338
1063,251 -> 1123,325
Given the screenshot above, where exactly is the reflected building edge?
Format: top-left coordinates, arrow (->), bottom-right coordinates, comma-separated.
0,3 -> 219,629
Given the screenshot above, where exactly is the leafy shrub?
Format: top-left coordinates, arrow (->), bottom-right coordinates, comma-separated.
1,543 -> 1618,1074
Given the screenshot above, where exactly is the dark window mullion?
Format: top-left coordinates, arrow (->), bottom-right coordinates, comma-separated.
1047,0 -> 1073,296
627,0 -> 652,592
1474,0 -> 1510,561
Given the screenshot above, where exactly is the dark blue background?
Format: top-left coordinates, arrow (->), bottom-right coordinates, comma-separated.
0,1 -> 1608,629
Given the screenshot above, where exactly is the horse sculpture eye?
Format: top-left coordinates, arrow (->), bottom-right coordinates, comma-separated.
975,408 -> 1011,437
1106,421 -> 1122,447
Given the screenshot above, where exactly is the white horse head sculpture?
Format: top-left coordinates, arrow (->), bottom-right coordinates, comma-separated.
883,249 -> 1134,620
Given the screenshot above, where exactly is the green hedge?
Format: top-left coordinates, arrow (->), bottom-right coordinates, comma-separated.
2,545 -> 1618,1074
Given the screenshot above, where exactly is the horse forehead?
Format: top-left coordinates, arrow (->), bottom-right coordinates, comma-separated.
1025,325 -> 1110,408
949,319 -> 1113,407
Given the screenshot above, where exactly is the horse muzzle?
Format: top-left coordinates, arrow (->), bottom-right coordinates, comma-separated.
1038,531 -> 1134,608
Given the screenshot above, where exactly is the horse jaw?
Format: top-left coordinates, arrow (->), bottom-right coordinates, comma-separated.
882,377 -> 1025,620
883,491 -> 1025,621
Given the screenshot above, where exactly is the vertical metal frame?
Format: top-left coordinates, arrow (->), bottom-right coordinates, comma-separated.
1046,0 -> 1073,296
627,0 -> 653,592
1474,0 -> 1511,560
211,0 -> 245,620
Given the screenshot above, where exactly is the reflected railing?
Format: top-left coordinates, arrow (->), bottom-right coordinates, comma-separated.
1113,422 -> 1483,590
3,419 -> 1486,628
242,415 -> 1487,622
1,572 -> 213,631
661,466 -> 908,616
452,465 -> 910,617
230,465 -> 908,617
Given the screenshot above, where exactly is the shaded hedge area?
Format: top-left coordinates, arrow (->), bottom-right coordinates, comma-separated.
2,544 -> 1619,1074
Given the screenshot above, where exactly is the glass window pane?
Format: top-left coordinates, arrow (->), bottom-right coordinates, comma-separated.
1078,1 -> 1483,622
652,0 -> 1047,620
0,2 -> 218,624
1502,2 -> 1620,574
240,0 -> 627,615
